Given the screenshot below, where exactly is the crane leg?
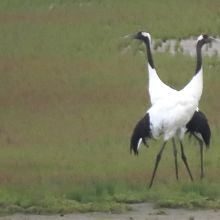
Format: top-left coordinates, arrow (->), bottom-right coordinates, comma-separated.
192,133 -> 204,179
172,138 -> 179,181
179,141 -> 194,181
200,142 -> 204,179
149,141 -> 167,188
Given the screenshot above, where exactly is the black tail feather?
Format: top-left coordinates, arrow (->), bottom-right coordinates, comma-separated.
130,113 -> 151,155
186,110 -> 211,148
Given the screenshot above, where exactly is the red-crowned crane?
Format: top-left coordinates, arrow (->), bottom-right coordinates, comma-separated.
132,32 -> 211,180
130,33 -> 214,187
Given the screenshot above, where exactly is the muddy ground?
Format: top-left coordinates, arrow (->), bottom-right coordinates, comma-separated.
0,203 -> 220,220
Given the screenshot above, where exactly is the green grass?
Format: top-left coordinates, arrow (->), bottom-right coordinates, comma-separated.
0,0 -> 220,214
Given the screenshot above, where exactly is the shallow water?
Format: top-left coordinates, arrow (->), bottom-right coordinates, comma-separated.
1,203 -> 220,220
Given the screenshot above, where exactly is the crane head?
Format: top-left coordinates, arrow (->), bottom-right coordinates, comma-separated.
197,34 -> 215,45
133,31 -> 151,43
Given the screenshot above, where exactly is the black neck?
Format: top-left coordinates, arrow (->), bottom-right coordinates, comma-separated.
143,38 -> 155,69
195,41 -> 203,75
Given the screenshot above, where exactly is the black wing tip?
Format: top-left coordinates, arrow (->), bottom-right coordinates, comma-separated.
186,110 -> 211,148
205,143 -> 210,149
129,113 -> 151,156
204,135 -> 211,148
203,125 -> 211,148
130,144 -> 139,155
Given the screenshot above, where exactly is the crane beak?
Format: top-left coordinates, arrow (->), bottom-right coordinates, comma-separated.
122,34 -> 138,40
122,34 -> 132,39
132,33 -> 139,40
208,36 -> 220,43
210,37 -> 216,42
212,37 -> 220,43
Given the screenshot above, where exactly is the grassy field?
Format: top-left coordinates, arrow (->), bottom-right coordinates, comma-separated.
0,0 -> 220,214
